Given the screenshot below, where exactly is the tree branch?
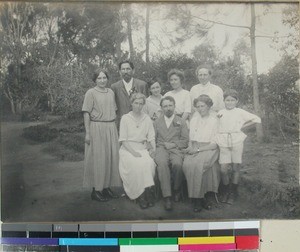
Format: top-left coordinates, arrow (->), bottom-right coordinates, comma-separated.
190,14 -> 251,30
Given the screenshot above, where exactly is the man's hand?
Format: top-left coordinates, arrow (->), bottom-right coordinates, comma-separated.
164,142 -> 176,150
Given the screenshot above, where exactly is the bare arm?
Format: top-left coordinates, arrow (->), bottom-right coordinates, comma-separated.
83,112 -> 91,145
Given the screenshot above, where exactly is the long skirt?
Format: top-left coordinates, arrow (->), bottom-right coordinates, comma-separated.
119,142 -> 156,200
183,142 -> 220,198
83,121 -> 121,191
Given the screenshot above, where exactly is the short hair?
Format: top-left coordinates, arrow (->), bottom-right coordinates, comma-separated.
223,89 -> 239,100
195,64 -> 212,76
130,92 -> 146,105
160,96 -> 176,107
193,94 -> 213,108
167,69 -> 185,82
147,77 -> 161,93
119,60 -> 134,70
92,68 -> 109,83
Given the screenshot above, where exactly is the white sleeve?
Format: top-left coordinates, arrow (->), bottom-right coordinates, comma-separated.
240,109 -> 261,124
184,92 -> 192,113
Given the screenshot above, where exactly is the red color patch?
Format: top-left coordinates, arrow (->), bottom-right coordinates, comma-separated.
236,235 -> 259,250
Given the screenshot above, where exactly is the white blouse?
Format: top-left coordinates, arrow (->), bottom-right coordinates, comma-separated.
215,108 -> 261,147
164,89 -> 191,114
189,112 -> 218,143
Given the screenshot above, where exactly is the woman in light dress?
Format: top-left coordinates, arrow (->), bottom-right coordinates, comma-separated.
143,77 -> 163,121
164,69 -> 191,121
119,93 -> 156,209
183,94 -> 220,212
82,69 -> 121,202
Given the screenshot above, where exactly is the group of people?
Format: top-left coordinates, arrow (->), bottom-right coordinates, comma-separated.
82,60 -> 261,213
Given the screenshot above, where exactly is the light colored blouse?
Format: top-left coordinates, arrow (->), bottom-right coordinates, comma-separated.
119,112 -> 155,143
215,108 -> 261,147
143,95 -> 162,120
82,87 -> 116,121
164,89 -> 191,115
189,112 -> 218,143
190,82 -> 224,112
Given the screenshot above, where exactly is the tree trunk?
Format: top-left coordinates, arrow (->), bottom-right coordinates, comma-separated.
9,99 -> 16,114
250,4 -> 264,142
125,5 -> 135,60
145,5 -> 150,64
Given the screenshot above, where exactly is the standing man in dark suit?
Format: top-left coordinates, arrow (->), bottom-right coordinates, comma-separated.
111,60 -> 147,129
154,96 -> 189,211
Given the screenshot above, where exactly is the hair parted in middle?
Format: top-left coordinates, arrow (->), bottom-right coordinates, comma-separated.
223,89 -> 239,100
193,94 -> 214,108
92,68 -> 109,83
130,92 -> 146,105
118,60 -> 135,70
167,69 -> 185,82
195,64 -> 213,76
160,96 -> 176,107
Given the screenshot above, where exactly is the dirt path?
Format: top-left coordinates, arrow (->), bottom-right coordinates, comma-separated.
1,121 -> 287,223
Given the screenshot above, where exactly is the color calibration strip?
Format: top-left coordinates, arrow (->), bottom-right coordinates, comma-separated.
0,221 -> 260,251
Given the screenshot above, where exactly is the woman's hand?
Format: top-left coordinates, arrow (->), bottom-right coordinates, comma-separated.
149,149 -> 156,159
85,133 -> 91,145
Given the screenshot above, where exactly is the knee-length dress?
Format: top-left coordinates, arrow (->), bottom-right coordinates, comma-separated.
183,112 -> 220,198
119,112 -> 156,200
82,87 -> 121,191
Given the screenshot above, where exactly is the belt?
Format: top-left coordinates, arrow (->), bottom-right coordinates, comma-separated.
90,119 -> 115,122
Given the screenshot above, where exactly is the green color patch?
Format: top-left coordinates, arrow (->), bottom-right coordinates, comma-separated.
119,238 -> 178,245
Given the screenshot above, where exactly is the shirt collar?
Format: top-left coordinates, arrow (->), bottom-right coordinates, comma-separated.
123,78 -> 133,86
164,114 -> 175,122
199,81 -> 211,87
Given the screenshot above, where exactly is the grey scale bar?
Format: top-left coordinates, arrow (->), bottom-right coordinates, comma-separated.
158,222 -> 184,231
79,224 -> 106,232
1,224 -> 27,231
105,224 -> 132,232
131,223 -> 158,232
53,224 -> 78,232
27,224 -> 52,232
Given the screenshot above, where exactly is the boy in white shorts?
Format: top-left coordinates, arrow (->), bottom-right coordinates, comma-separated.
215,89 -> 261,204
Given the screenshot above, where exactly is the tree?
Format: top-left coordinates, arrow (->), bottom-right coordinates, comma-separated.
0,2 -> 46,114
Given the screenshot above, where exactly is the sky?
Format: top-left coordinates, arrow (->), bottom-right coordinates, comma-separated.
126,2 -> 298,74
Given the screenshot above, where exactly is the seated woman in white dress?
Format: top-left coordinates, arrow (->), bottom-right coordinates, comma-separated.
183,94 -> 220,212
164,69 -> 191,121
119,93 -> 156,209
143,77 -> 163,121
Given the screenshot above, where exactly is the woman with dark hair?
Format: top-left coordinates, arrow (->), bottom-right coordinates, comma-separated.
182,94 -> 220,212
143,77 -> 163,121
164,69 -> 191,121
82,68 -> 121,202
119,93 -> 156,209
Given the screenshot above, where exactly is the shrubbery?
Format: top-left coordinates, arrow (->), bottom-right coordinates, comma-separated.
23,125 -> 59,142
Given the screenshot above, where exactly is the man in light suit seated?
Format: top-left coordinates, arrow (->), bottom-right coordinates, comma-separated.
154,96 -> 189,211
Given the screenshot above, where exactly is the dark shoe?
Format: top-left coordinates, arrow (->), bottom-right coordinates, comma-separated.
164,197 -> 173,211
174,191 -> 181,202
193,199 -> 202,212
202,198 -> 212,210
91,190 -> 108,202
137,193 -> 148,209
219,184 -> 230,203
145,187 -> 155,207
103,188 -> 119,199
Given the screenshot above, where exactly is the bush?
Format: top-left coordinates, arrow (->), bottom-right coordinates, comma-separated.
23,125 -> 59,142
